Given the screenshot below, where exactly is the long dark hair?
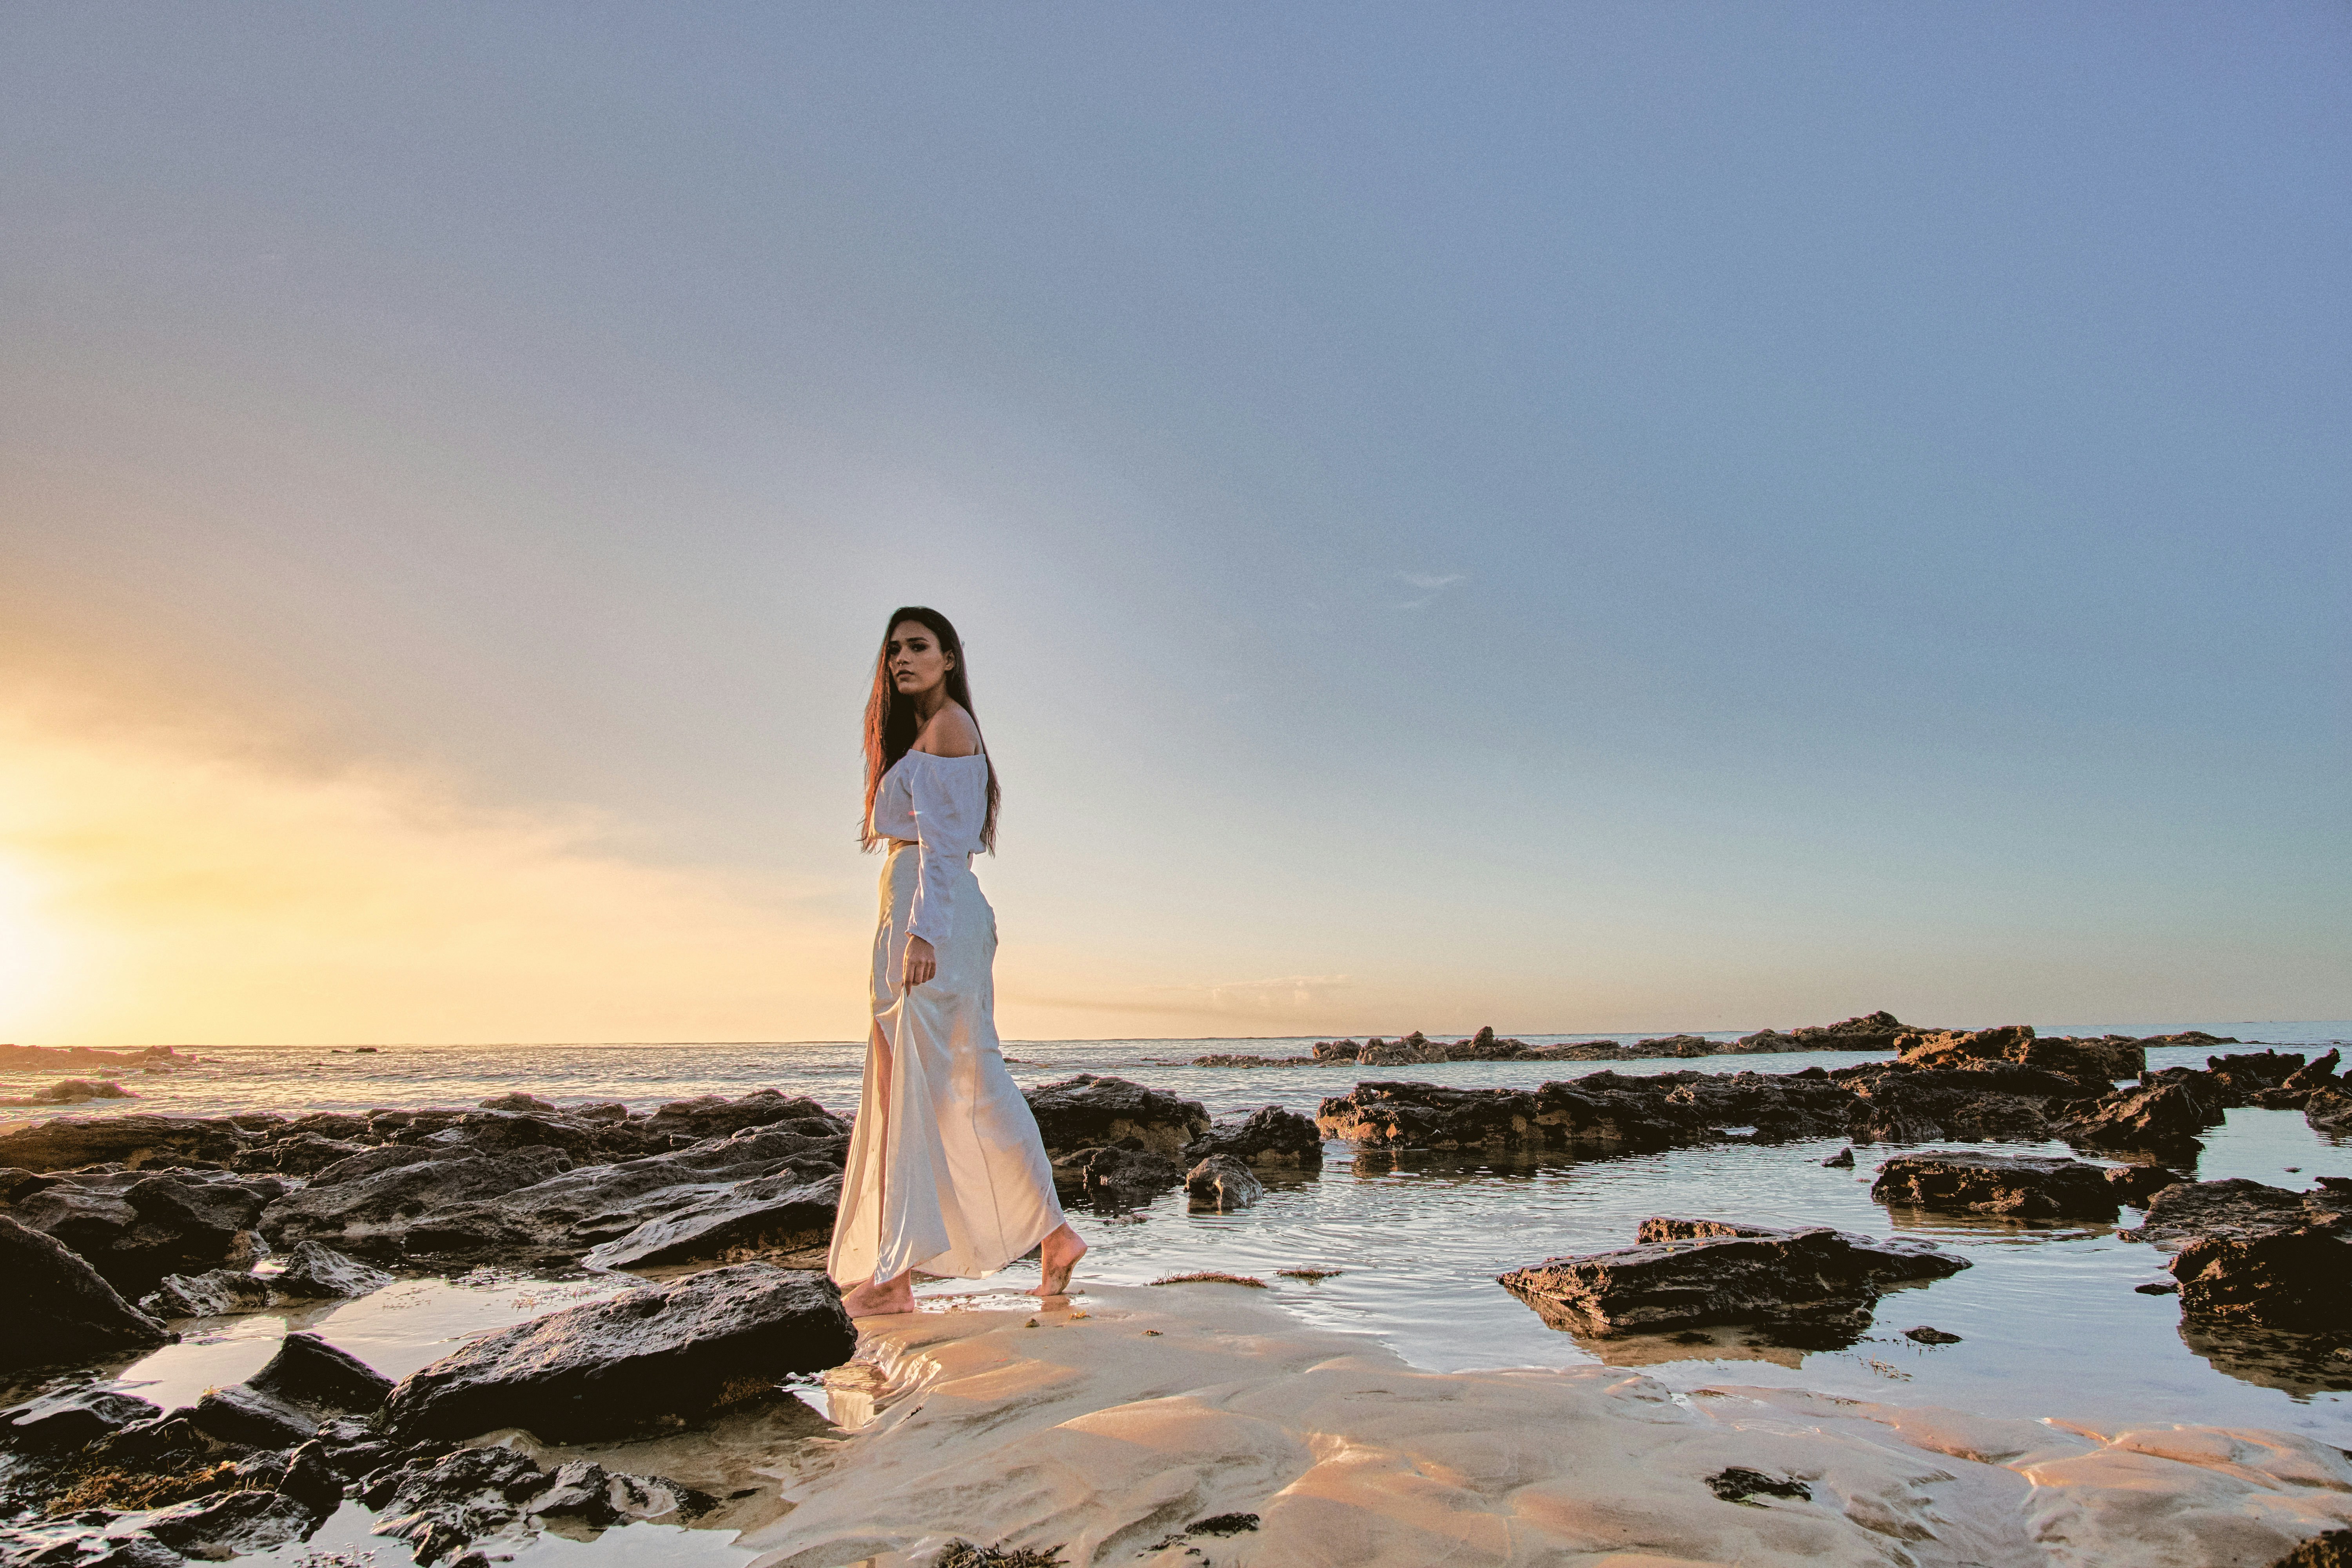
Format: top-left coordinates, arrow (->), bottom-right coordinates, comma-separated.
861,606 -> 1000,852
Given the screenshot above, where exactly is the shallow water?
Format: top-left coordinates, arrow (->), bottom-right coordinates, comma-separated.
6,1024 -> 2349,1563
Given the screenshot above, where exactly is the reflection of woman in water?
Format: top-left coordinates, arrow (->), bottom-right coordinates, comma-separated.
827,606 -> 1087,1319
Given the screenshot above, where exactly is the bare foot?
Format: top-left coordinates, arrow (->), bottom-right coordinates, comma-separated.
1032,1224 -> 1087,1299
840,1272 -> 916,1318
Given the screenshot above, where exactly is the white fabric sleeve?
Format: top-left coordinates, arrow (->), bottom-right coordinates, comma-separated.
906,759 -> 982,946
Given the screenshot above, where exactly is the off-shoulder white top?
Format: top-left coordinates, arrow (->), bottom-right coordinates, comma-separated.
870,749 -> 988,945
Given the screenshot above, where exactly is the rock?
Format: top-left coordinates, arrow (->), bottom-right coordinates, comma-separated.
1497,1222 -> 1968,1338
581,1171 -> 841,1269
0,1388 -> 162,1451
2171,1227 -> 2352,1331
1317,1078 -> 1685,1153
232,1132 -> 373,1176
383,1263 -> 856,1443
478,1093 -> 563,1114
267,1240 -> 393,1299
145,1490 -> 320,1557
528,1458 -> 623,1524
1869,1151 -> 2125,1220
1822,1147 -> 1855,1167
0,1165 -> 60,1203
2105,1163 -> 2185,1206
2121,1178 -> 2346,1247
265,1438 -> 347,1514
16,1173 -> 265,1296
1635,1218 -> 1782,1241
188,1383 -> 318,1448
1838,1067 -> 2064,1144
641,1089 -> 841,1144
2114,1178 -> 2352,1332
2308,1084 -> 2352,1136
141,1267 -> 270,1317
389,1122 -> 848,1265
0,1213 -> 174,1369
2269,1529 -> 2352,1567
1897,1025 -> 2140,1086
248,1331 -> 395,1416
1904,1325 -> 1963,1344
2284,1049 -> 2341,1094
1185,1154 -> 1265,1210
81,1535 -> 185,1567
1051,1145 -> 1185,1209
305,1142 -> 448,1187
363,1444 -> 551,1564
1359,1033 -> 1449,1066
2201,1051 -> 2312,1105
1022,1075 -> 1209,1157
0,1113 -> 246,1173
1731,1011 -> 1915,1054
1181,1105 -> 1324,1170
2061,1080 -> 2224,1156
259,1145 -> 576,1260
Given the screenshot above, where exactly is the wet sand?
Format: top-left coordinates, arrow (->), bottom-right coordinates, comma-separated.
749,1282 -> 2352,1568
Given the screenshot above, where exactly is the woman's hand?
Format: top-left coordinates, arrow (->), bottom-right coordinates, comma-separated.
902,935 -> 937,990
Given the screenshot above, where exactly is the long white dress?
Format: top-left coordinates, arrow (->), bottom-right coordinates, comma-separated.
827,749 -> 1066,1287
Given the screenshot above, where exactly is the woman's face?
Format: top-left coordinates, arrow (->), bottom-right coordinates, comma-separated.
887,620 -> 953,699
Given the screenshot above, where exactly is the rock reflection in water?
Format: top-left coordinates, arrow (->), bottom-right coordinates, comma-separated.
2178,1321 -> 2352,1398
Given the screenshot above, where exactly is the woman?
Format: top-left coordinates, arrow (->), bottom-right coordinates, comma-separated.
828,606 -> 1088,1318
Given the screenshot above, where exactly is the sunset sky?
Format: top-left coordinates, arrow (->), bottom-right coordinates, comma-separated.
3,4 -> 2346,1045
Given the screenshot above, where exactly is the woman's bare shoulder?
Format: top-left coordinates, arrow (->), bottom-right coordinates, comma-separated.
912,704 -> 982,757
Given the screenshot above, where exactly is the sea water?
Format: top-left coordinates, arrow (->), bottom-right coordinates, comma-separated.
5,1025 -> 2348,1562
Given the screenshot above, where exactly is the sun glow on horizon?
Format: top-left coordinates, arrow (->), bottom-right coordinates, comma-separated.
0,693 -> 868,1046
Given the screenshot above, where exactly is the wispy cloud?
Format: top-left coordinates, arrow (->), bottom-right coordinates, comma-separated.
1394,571 -> 1468,610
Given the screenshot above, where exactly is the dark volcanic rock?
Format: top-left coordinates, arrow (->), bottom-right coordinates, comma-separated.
267,1239 -> 393,1299
141,1266 -> 270,1317
1181,1105 -> 1324,1170
1635,1218 -> 1782,1241
1185,1154 -> 1265,1210
0,1165 -> 60,1203
2308,1085 -> 2352,1136
2117,1178 -> 2352,1333
2120,1179 -> 2343,1248
188,1383 -> 318,1448
2172,1227 -> 2352,1331
2269,1530 -> 2352,1568
1051,1145 -> 1186,1209
2201,1051 -> 2312,1106
259,1145 -> 575,1260
0,1388 -> 162,1451
641,1089 -> 842,1145
1870,1151 -> 2125,1220
1838,1067 -> 2064,1145
15,1172 -> 266,1296
383,1263 -> 855,1443
2105,1163 -> 2186,1207
2061,1080 -> 2224,1156
249,1331 -> 394,1416
581,1171 -> 840,1269
1024,1075 -> 1210,1157
1498,1222 -> 1968,1338
232,1131 -> 373,1176
144,1490 -> 321,1558
0,1213 -> 174,1369
401,1123 -> 849,1265
0,1114 -> 247,1173
1732,1010 -> 1915,1054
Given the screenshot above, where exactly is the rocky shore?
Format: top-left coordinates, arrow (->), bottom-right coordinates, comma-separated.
4,1029 -> 2346,1567
1192,1012 -> 2242,1068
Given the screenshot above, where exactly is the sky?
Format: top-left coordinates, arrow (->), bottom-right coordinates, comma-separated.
1,3 -> 2345,1045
